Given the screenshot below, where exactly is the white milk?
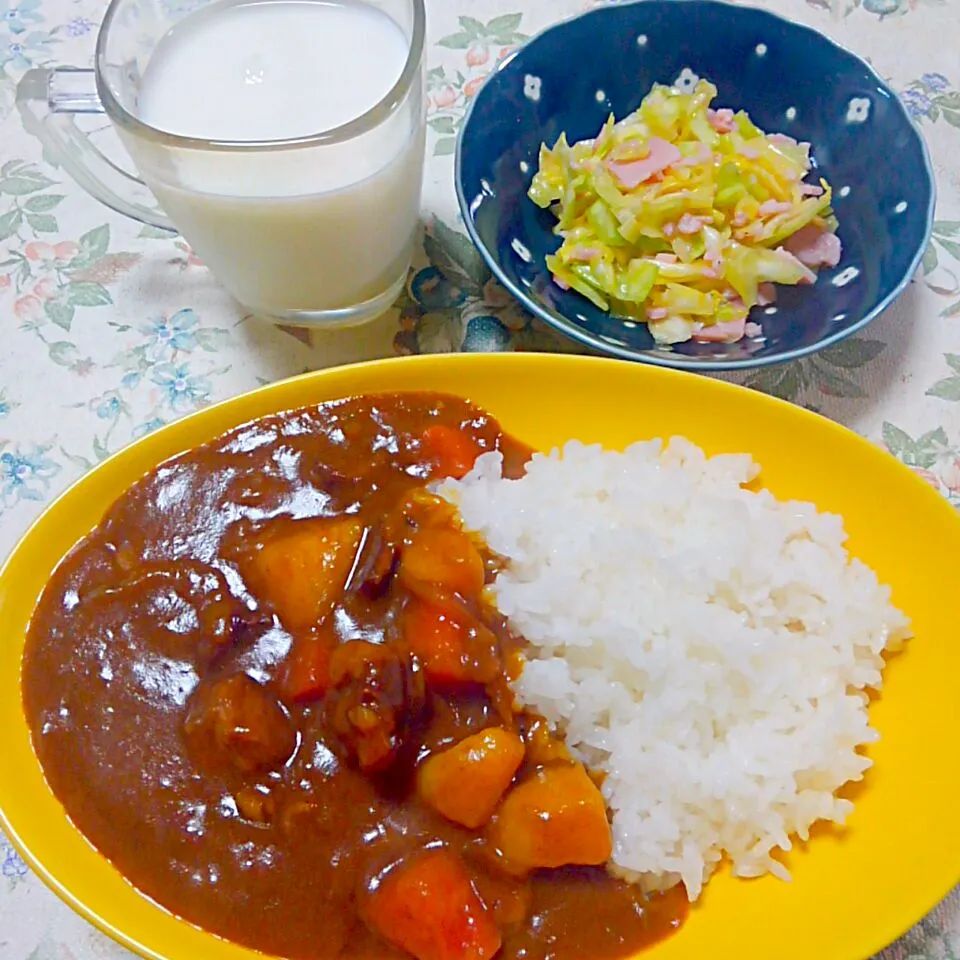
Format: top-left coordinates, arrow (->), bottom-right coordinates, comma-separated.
128,0 -> 425,320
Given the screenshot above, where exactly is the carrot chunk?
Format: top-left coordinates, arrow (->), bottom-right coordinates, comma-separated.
488,763 -> 613,873
279,625 -> 337,703
365,848 -> 501,960
403,597 -> 472,685
402,597 -> 498,687
420,425 -> 482,480
418,728 -> 525,829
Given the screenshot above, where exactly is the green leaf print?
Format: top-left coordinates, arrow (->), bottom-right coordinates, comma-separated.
194,328 -> 231,351
25,212 -> 58,233
938,239 -> 960,262
811,362 -> 867,399
67,281 -> 113,307
93,435 -> 111,461
429,116 -> 457,135
72,224 -> 111,269
930,222 -> 960,266
745,363 -> 807,401
881,423 -> 948,469
437,13 -> 528,49
927,378 -> 960,401
486,13 -> 523,34
59,446 -> 94,472
44,300 -> 75,330
0,173 -> 56,195
925,355 -> 960,401
434,137 -> 457,157
882,422 -> 918,463
437,33 -> 472,49
23,194 -> 65,213
138,224 -> 177,239
746,338 -> 885,402
428,218 -> 491,291
819,338 -> 886,369
0,208 -> 22,241
47,341 -> 79,366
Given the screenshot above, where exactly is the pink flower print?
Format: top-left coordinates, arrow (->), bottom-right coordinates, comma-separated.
172,240 -> 204,268
466,44 -> 489,67
0,274 -> 11,292
14,294 -> 43,321
463,74 -> 489,99
497,46 -> 516,63
23,240 -> 78,265
32,277 -> 57,300
433,85 -> 457,109
939,459 -> 960,495
23,240 -> 55,262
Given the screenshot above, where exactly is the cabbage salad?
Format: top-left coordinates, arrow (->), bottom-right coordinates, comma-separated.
528,80 -> 841,345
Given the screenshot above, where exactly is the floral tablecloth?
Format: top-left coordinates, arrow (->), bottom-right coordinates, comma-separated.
1,0 -> 959,955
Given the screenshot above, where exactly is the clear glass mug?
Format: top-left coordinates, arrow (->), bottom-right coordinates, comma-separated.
16,0 -> 427,328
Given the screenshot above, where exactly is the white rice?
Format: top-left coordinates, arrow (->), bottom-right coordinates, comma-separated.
437,437 -> 910,900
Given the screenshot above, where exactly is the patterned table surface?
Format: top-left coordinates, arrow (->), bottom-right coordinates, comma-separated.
1,0 -> 958,956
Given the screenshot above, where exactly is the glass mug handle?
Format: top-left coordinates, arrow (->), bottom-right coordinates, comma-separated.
16,67 -> 177,234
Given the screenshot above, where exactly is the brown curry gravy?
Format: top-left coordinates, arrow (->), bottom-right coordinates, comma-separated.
23,393 -> 686,960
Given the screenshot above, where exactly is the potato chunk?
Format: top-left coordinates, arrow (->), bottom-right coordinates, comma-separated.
399,527 -> 485,599
245,517 -> 363,631
418,728 -> 525,829
488,763 -> 612,873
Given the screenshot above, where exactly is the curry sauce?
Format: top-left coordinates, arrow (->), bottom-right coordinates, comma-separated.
23,393 -> 687,960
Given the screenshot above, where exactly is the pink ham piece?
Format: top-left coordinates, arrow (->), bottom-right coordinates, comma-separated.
677,213 -> 707,235
773,246 -> 818,283
654,253 -> 678,264
553,275 -> 570,291
605,137 -> 682,189
676,142 -> 713,167
692,316 -> 747,342
757,282 -> 777,306
758,199 -> 792,217
783,225 -> 842,269
565,244 -> 603,262
646,306 -> 669,320
801,182 -> 824,196
768,132 -> 799,149
707,108 -> 736,133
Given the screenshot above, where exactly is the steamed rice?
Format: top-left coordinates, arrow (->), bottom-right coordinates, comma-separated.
438,437 -> 910,900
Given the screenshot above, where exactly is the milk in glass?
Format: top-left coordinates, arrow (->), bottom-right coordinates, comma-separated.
132,0 -> 424,319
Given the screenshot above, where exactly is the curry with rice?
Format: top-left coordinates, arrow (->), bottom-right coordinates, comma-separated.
22,393 -> 687,960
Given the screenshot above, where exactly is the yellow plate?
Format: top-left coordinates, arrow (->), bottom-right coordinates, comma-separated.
1,353 -> 959,960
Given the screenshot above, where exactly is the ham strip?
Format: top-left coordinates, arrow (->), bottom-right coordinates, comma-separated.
605,137 -> 682,189
783,225 -> 842,269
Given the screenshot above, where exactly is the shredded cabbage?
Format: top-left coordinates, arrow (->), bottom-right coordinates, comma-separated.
528,79 -> 841,345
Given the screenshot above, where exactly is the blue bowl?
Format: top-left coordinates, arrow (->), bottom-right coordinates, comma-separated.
455,0 -> 935,371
